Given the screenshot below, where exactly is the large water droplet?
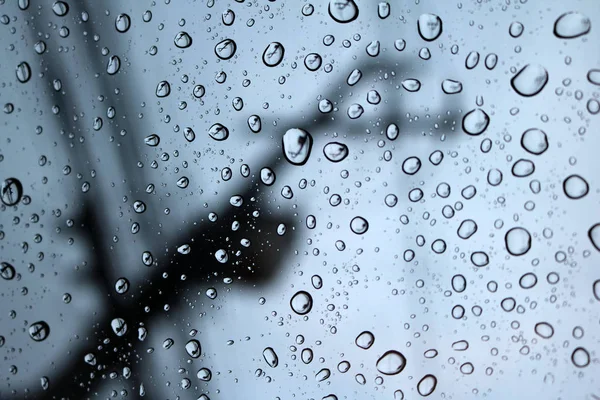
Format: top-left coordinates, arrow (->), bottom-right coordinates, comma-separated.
511,64 -> 549,97
28,321 -> 50,341
115,14 -> 131,33
401,78 -> 421,92
0,262 -> 16,280
511,159 -> 535,177
520,128 -> 548,155
328,0 -> 359,24
505,227 -> 532,256
304,53 -> 322,71
106,55 -> 121,75
376,350 -> 407,375
323,142 -> 349,163
554,12 -> 591,39
534,322 -> 554,339
589,223 -> 600,251
263,347 -> 279,367
282,128 -> 313,165
457,219 -> 477,239
214,39 -> 237,60
563,175 -> 589,199
350,216 -> 369,234
52,1 -> 69,16
208,123 -> 229,141
417,374 -> 437,397
402,156 -> 421,175
290,290 -> 313,315
16,62 -> 31,83
156,81 -> 171,97
110,318 -> 128,336
417,14 -> 442,41
462,108 -> 490,136
441,79 -> 462,94
174,32 -> 193,48
571,347 -> 590,368
355,331 -> 375,349
1,178 -> 23,206
185,339 -> 201,358
263,42 -> 285,67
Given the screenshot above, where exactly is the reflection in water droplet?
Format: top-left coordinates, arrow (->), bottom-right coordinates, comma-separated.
505,227 -> 532,256
282,128 -> 313,165
290,290 -> 313,315
328,0 -> 359,24
355,331 -> 375,349
511,64 -> 549,97
304,53 -> 323,71
263,347 -> 279,367
554,12 -> 591,39
376,350 -> 407,375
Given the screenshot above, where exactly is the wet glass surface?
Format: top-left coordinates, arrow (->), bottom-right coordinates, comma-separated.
1,1 -> 599,399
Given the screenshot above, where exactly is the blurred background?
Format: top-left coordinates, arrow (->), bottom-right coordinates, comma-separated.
1,0 -> 599,399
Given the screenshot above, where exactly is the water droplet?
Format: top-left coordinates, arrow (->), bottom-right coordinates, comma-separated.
520,128 -> 548,155
28,321 -> 50,341
376,350 -> 407,375
316,368 -> 331,382
110,318 -> 127,336
197,367 -> 212,381
142,251 -> 153,266
52,1 -> 69,16
355,331 -> 375,349
115,14 -> 131,33
394,39 -> 406,51
484,53 -> 498,70
511,159 -> 535,177
156,81 -> 171,97
290,290 -> 313,315
401,78 -> 421,92
106,55 -> 121,75
534,322 -> 554,339
174,31 -> 192,48
457,219 -> 477,239
115,277 -> 129,294
378,2 -> 390,19
328,0 -> 359,24
571,347 -> 590,368
0,262 -> 16,280
519,273 -> 537,289
451,275 -> 467,292
505,227 -> 532,256
260,167 -> 276,186
417,14 -> 442,41
16,62 -> 31,83
593,279 -> 600,301
511,64 -> 549,97
588,69 -> 600,86
350,216 -> 369,234
563,175 -> 589,199
347,68 -> 362,86
185,339 -> 201,358
402,156 -> 421,175
215,249 -> 228,263
304,53 -> 322,71
214,39 -> 237,60
263,42 -> 285,67
208,123 -> 229,141
323,142 -> 349,163
263,347 -> 279,367
282,128 -> 313,165
1,178 -> 23,206
366,40 -> 380,57
441,79 -> 462,94
144,134 -> 160,147
509,21 -> 524,38
417,374 -> 437,397
471,251 -> 489,267
554,12 -> 591,39
465,51 -> 480,69
462,108 -> 490,135
311,275 -> 323,289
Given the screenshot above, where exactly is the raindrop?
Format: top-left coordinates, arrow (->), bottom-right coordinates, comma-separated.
144,134 -> 160,147
571,347 -> 590,368
174,32 -> 193,48
378,2 -> 390,19
260,167 -> 276,186
1,178 -> 23,206
350,216 -> 369,234
401,79 -> 421,92
563,175 -> 589,199
0,262 -> 16,280
509,21 -> 524,38
302,348 -> 314,364
214,39 -> 237,60
110,318 -> 128,337
417,14 -> 442,41
156,81 -> 171,97
505,227 -> 532,256
462,108 -> 490,135
263,347 -> 279,367
323,142 -> 349,163
534,322 -> 554,339
511,64 -> 549,97
366,40 -> 380,57
316,368 -> 331,382
519,273 -> 538,289
115,13 -> 131,33
263,42 -> 285,67
554,12 -> 591,39
457,219 -> 477,239
222,9 -> 235,25
290,291 -> 313,315
465,51 -> 480,69
28,321 -> 50,341
511,159 -> 535,177
185,339 -> 201,358
520,128 -> 548,155
355,331 -> 375,349
115,277 -> 129,294
376,350 -> 407,375
417,374 -> 437,397
451,275 -> 467,292
402,157 -> 421,175
106,55 -> 121,75
197,368 -> 212,381
208,123 -> 229,141
52,1 -> 69,16
441,79 -> 462,94
304,53 -> 322,71
347,103 -> 364,119
328,0 -> 359,24
16,62 -> 31,83
282,128 -> 313,165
